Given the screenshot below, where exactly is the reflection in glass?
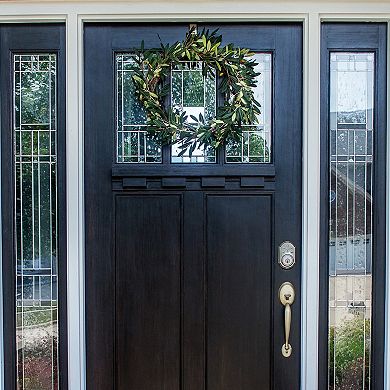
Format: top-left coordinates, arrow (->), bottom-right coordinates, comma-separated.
226,53 -> 272,163
171,61 -> 216,163
116,54 -> 162,163
14,54 -> 59,389
328,52 -> 374,390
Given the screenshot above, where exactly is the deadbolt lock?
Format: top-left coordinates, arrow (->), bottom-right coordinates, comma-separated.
278,241 -> 296,270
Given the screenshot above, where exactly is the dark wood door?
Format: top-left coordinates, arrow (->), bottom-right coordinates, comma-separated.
84,23 -> 302,390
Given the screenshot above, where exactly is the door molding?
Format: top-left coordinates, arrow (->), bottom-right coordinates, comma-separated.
0,4 -> 389,390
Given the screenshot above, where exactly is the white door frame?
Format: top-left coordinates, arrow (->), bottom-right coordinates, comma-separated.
0,2 -> 389,390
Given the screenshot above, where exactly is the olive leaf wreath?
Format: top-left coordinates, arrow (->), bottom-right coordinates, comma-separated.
130,28 -> 261,157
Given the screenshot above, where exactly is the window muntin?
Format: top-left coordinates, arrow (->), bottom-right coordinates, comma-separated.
14,54 -> 59,390
328,52 -> 374,389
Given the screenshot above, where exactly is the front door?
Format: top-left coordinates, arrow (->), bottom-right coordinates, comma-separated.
84,23 -> 302,390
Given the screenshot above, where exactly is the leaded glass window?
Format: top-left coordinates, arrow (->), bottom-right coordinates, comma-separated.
14,54 -> 59,389
116,54 -> 162,163
115,53 -> 272,164
328,52 -> 374,389
171,61 -> 216,163
226,53 -> 272,163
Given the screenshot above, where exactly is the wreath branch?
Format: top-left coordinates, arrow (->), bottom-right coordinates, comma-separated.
130,27 -> 262,156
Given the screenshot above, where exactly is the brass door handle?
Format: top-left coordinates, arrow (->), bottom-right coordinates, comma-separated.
279,282 -> 295,358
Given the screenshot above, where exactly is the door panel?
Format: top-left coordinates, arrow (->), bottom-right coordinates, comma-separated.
206,195 -> 272,389
85,23 -> 303,390
116,195 -> 182,390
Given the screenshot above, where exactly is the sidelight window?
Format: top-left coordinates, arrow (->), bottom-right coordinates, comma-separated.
328,52 -> 374,389
14,54 -> 59,390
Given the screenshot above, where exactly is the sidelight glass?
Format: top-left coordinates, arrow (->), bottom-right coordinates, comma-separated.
328,52 -> 374,389
116,54 -> 162,163
14,54 -> 59,389
225,53 -> 272,163
171,61 -> 217,163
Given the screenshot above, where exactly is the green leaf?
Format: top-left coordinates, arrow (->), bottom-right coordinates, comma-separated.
129,31 -> 262,151
132,75 -> 144,83
189,141 -> 197,157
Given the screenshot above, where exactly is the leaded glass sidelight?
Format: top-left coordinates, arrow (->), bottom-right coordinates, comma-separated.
14,54 -> 59,390
226,53 -> 272,163
116,54 -> 162,163
171,61 -> 216,163
328,52 -> 374,389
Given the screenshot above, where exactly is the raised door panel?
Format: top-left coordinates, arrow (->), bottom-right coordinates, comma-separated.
115,195 -> 182,390
206,194 -> 272,389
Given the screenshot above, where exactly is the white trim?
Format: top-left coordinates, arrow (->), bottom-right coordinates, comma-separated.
302,12 -> 320,390
0,3 -> 388,390
0,2 -> 388,14
67,13 -> 86,390
0,2 -> 389,17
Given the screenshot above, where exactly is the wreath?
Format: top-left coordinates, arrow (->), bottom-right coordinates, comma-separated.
130,28 -> 261,156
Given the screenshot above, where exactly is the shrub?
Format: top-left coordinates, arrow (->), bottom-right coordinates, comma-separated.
18,332 -> 58,390
329,318 -> 370,390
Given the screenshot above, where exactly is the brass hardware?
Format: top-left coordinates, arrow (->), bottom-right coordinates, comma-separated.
278,241 -> 296,269
279,282 -> 295,358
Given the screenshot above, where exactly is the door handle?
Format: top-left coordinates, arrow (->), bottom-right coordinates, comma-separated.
279,282 -> 295,358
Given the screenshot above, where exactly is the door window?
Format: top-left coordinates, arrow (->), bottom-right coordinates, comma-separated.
115,51 -> 272,164
116,54 -> 162,163
170,61 -> 216,163
226,53 -> 272,163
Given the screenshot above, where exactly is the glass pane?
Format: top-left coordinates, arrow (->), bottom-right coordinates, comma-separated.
328,52 -> 374,390
116,54 -> 162,163
226,53 -> 272,163
171,61 -> 216,163
14,54 -> 59,390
